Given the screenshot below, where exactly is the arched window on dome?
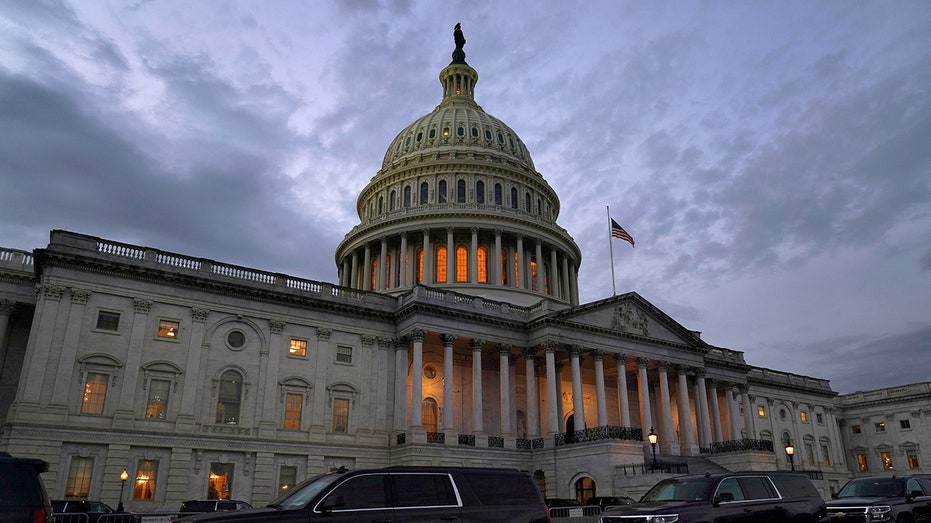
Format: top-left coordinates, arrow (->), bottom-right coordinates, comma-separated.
456,245 -> 468,282
537,198 -> 542,216
457,180 -> 466,203
494,183 -> 502,206
435,245 -> 447,283
476,181 -> 485,204
477,246 -> 488,283
404,186 -> 412,208
501,249 -> 508,285
370,258 -> 378,290
378,196 -> 384,215
525,192 -> 532,213
420,182 -> 429,205
384,254 -> 391,288
438,180 -> 447,203
416,248 -> 424,283
390,190 -> 397,211
510,187 -> 518,209
530,257 -> 538,291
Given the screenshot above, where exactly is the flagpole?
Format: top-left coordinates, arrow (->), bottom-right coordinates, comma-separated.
607,205 -> 617,296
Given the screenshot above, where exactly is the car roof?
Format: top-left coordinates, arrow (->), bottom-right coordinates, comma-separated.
0,452 -> 49,472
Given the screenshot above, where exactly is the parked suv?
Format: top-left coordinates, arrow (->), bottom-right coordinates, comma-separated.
825,474 -> 931,522
0,452 -> 53,523
172,466 -> 548,522
601,471 -> 827,522
179,500 -> 253,513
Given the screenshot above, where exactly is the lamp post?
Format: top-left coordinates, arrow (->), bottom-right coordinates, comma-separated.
785,440 -> 795,471
648,426 -> 658,471
118,468 -> 128,512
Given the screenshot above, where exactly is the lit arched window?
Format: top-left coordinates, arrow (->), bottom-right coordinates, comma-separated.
501,249 -> 508,285
438,180 -> 447,203
530,258 -> 538,291
370,258 -> 378,290
404,186 -> 412,207
514,252 -> 520,287
216,370 -> 243,425
575,477 -> 596,505
416,248 -> 424,283
510,187 -> 518,209
457,180 -> 466,203
494,183 -> 502,205
456,245 -> 468,282
477,246 -> 488,283
476,181 -> 485,204
420,182 -> 429,205
435,246 -> 447,283
422,397 -> 438,433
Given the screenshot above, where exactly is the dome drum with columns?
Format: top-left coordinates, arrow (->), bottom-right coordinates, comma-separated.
336,29 -> 581,306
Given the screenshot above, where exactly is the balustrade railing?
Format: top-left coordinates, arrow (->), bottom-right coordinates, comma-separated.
458,434 -> 475,446
426,432 -> 444,444
703,438 -> 774,454
555,425 -> 642,446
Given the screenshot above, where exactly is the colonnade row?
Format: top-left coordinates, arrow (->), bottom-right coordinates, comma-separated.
337,227 -> 580,304
392,332 -> 755,456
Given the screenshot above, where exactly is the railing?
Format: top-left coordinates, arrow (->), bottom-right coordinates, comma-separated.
488,436 -> 504,448
555,425 -> 642,446
617,462 -> 690,476
703,438 -> 774,454
458,434 -> 475,446
426,431 -> 444,444
548,504 -> 602,522
53,514 -> 141,523
0,247 -> 34,268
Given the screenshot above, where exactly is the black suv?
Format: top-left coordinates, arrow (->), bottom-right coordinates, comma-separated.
172,466 -> 548,522
0,452 -> 53,523
825,475 -> 931,522
601,471 -> 827,523
179,500 -> 253,513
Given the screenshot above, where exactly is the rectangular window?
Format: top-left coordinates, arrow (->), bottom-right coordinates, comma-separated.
805,443 -> 815,466
821,444 -> 831,466
81,373 -> 108,415
856,453 -> 869,471
881,451 -> 894,470
332,397 -> 349,433
851,424 -> 862,434
816,412 -> 824,424
145,379 -> 170,419
907,449 -> 919,468
65,457 -> 94,498
757,405 -> 766,418
208,463 -> 234,500
157,319 -> 180,339
900,419 -> 911,430
875,422 -> 886,433
133,460 -> 158,500
800,411 -> 808,423
279,466 -> 297,495
289,338 -> 307,357
96,311 -> 121,331
283,393 -> 302,430
336,346 -> 352,364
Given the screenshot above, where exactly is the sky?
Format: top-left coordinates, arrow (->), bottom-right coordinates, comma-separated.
1,1 -> 929,395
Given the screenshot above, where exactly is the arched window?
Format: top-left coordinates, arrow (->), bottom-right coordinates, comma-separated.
537,198 -> 542,216
435,245 -> 447,283
216,370 -> 243,425
514,252 -> 520,287
438,180 -> 447,203
501,249 -> 508,285
378,196 -> 384,214
575,477 -> 596,505
422,397 -> 438,433
390,190 -> 396,211
370,258 -> 378,290
416,248 -> 424,283
530,258 -> 538,291
420,182 -> 429,205
477,246 -> 488,283
544,261 -> 550,294
476,181 -> 485,204
525,192 -> 532,212
384,254 -> 391,288
510,187 -> 518,209
457,179 -> 466,203
494,183 -> 502,205
403,186 -> 412,207
456,245 -> 468,282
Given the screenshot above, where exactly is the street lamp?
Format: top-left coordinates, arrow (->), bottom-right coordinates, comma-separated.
785,440 -> 795,471
118,468 -> 128,512
648,426 -> 658,471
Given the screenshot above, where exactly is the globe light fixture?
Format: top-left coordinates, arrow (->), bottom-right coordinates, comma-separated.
648,426 -> 658,470
118,468 -> 129,511
785,439 -> 796,471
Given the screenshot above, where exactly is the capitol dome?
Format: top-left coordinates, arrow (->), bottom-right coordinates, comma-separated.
336,26 -> 582,306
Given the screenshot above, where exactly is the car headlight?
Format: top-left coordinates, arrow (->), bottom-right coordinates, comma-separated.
647,516 -> 679,523
868,505 -> 892,520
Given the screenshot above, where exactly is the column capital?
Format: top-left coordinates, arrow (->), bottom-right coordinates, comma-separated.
192,307 -> 209,322
568,345 -> 583,357
440,333 -> 456,347
408,328 -> 426,343
636,356 -> 650,367
317,328 -> 332,341
269,320 -> 285,334
498,344 -> 512,356
656,360 -> 671,372
133,298 -> 152,314
589,349 -> 606,360
70,288 -> 92,304
522,347 -> 537,359
470,338 -> 485,351
613,353 -> 628,367
470,227 -> 478,234
494,229 -> 502,236
360,335 -> 376,348
446,226 -> 454,234
0,300 -> 15,314
377,336 -> 395,350
39,283 -> 66,300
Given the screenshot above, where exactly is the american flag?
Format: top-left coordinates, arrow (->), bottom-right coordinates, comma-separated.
611,219 -> 635,247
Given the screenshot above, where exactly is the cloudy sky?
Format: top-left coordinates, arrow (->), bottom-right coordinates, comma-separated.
1,1 -> 929,394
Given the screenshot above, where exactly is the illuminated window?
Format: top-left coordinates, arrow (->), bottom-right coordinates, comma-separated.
384,254 -> 391,287
456,246 -> 468,282
821,444 -> 831,466
851,424 -> 862,434
422,397 -> 438,433
510,187 -> 518,209
856,453 -> 868,471
514,252 -> 520,287
501,249 -> 508,285
494,183 -> 502,205
157,320 -> 179,339
805,442 -> 815,466
332,398 -> 349,433
289,339 -> 307,357
65,457 -> 94,498
279,466 -> 297,495
457,180 -> 466,203
208,463 -> 234,500
907,449 -> 919,468
81,373 -> 108,415
530,259 -> 538,291
133,460 -> 158,500
575,477 -> 596,505
882,452 -> 894,470
420,182 -> 428,205
284,393 -> 302,430
438,180 -> 447,203
96,311 -> 120,332
477,246 -> 488,283
216,370 -> 242,425
758,405 -> 766,418
336,345 -> 352,364
370,258 -> 378,289
145,379 -> 170,419
800,411 -> 808,423
875,422 -> 886,433
476,181 -> 485,203
416,248 -> 424,283
435,245 -> 447,283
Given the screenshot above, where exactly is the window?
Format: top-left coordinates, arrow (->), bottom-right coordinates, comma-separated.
324,475 -> 388,510
422,397 -> 438,433
284,393 -> 302,429
457,179 -> 466,203
524,192 -> 531,212
389,190 -> 396,211
575,477 -> 596,505
96,310 -> 120,332
157,319 -> 179,339
758,405 -> 766,418
900,419 -> 911,430
494,183 -> 502,205
332,398 -> 349,433
378,196 -> 383,214
875,422 -> 886,433
420,182 -> 428,205
805,442 -> 815,466
403,185 -> 411,207
438,180 -> 447,203
289,339 -> 307,357
145,379 -> 170,419
851,424 -> 862,434
226,330 -> 245,349
216,370 -> 243,425
500,249 -> 508,285
856,453 -> 869,471
477,246 -> 488,283
530,259 -> 538,291
821,444 -> 831,466
881,451 -> 894,470
456,246 -> 468,282
435,245 -> 447,283
416,248 -> 424,283
510,187 -> 518,209
65,457 -> 94,498
208,463 -> 234,500
336,345 -> 352,364
133,460 -> 158,500
907,449 -> 920,468
279,466 -> 297,495
513,251 -> 520,287
81,372 -> 108,415
370,258 -> 378,290
476,181 -> 485,203
800,411 -> 808,423
816,412 -> 824,424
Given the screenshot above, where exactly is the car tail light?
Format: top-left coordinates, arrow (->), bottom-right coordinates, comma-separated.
33,508 -> 49,523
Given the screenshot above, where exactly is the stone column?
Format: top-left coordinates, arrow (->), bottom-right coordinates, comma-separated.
544,343 -> 559,434
535,240 -> 545,292
389,245 -> 398,289
657,361 -> 679,454
422,229 -> 432,283
524,348 -> 539,437
410,329 -> 425,429
375,337 -> 392,432
569,346 -> 585,430
591,350 -> 608,427
470,228 -> 479,284
399,233 -> 408,287
0,300 -> 13,368
363,244 -> 372,291
19,284 -> 65,404
441,334 -> 456,432
742,387 -> 755,438
708,380 -> 723,443
311,328 -> 331,436
50,289 -> 91,406
692,375 -> 707,447
116,298 -> 152,420
561,255 -> 571,302
569,262 -> 579,305
498,345 -> 512,435
378,238 -> 388,290
176,307 -> 208,431
636,357 -> 653,441
258,320 -> 285,436
677,367 -> 698,455
549,248 -> 559,298
350,251 -> 359,288
516,235 -> 525,288
393,336 -> 408,432
696,371 -> 713,447
446,228 -> 455,283
494,230 -> 503,286
471,339 -> 484,433
615,354 -> 631,427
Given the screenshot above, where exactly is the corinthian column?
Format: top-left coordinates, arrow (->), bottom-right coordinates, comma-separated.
471,339 -> 484,433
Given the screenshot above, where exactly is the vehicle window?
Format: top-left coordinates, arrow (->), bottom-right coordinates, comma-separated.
464,472 -> 535,505
838,479 -> 903,498
906,479 -> 921,494
274,473 -> 343,509
218,501 -> 235,510
738,477 -> 778,500
88,502 -> 109,512
393,473 -> 459,508
324,474 -> 389,510
642,479 -> 714,502
716,479 -> 745,501
771,475 -> 819,498
917,479 -> 931,494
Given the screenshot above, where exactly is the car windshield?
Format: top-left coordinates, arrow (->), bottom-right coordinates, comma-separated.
641,478 -> 715,503
837,479 -> 904,498
268,472 -> 345,509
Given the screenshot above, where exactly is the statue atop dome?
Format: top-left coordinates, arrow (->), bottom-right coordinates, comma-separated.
451,23 -> 467,64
